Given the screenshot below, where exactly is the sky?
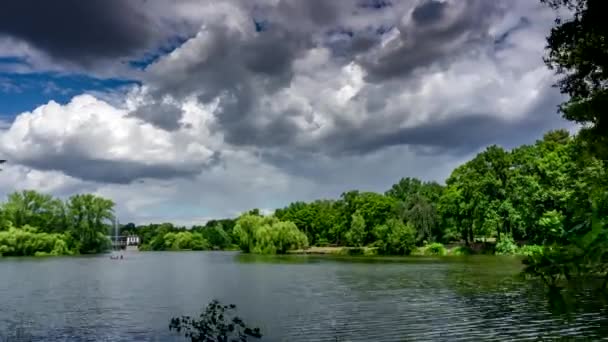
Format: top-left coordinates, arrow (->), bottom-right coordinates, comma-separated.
0,0 -> 572,225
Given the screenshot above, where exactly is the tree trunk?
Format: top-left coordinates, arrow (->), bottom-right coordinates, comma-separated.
468,225 -> 474,245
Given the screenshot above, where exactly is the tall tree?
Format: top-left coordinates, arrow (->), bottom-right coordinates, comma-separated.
2,190 -> 65,232
542,0 -> 608,157
66,194 -> 114,253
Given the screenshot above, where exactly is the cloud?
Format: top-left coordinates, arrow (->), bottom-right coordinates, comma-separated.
0,0 -> 156,69
0,0 -> 574,223
357,0 -> 507,82
0,95 -> 219,184
130,0 -> 562,160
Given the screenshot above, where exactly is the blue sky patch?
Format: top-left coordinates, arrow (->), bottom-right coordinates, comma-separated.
0,72 -> 137,119
128,35 -> 191,70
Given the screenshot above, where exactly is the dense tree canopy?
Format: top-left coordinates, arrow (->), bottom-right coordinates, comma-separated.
268,130 -> 606,256
542,0 -> 608,157
0,191 -> 115,256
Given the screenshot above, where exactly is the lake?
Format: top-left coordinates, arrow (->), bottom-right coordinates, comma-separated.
0,252 -> 607,341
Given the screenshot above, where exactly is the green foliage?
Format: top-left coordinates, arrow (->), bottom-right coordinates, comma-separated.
424,242 -> 447,256
0,226 -> 74,256
541,0 -> 608,158
518,245 -> 544,257
0,190 -> 115,256
373,219 -> 416,255
495,236 -> 518,255
538,210 -> 565,244
233,214 -> 308,254
451,246 -> 474,256
523,211 -> 608,290
199,225 -> 231,250
66,194 -> 114,254
233,215 -> 266,253
169,300 -> 262,342
2,190 -> 66,233
316,237 -> 330,247
345,211 -> 366,247
162,232 -> 210,251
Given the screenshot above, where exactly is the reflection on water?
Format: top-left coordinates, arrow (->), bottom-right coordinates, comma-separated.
0,252 -> 607,341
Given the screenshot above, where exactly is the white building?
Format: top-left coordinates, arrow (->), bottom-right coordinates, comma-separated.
126,235 -> 140,246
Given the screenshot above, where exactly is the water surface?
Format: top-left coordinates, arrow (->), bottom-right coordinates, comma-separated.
1,252 -> 607,341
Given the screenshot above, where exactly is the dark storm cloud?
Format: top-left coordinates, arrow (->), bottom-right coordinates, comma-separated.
0,0 -> 155,67
411,0 -> 447,25
128,101 -> 184,131
275,0 -> 341,26
10,150 -> 222,184
135,0 -> 566,171
325,88 -> 568,156
359,0 -> 506,82
23,156 -> 199,184
144,19 -> 313,145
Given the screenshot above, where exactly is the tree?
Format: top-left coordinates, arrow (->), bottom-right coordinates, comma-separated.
269,221 -> 309,254
233,215 -> 265,253
200,225 -> 232,250
541,0 -> 608,157
66,194 -> 114,254
233,214 -> 308,254
345,211 -> 366,247
386,178 -> 444,242
385,177 -> 423,201
2,190 -> 65,233
373,219 -> 416,255
275,201 -> 317,244
405,194 -> 438,244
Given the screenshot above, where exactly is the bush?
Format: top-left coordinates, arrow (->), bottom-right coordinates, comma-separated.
170,300 -> 262,342
0,227 -> 75,257
495,236 -> 518,255
451,246 -> 474,256
372,219 -> 416,255
159,231 -> 210,251
342,247 -> 365,256
363,247 -> 378,256
316,237 -> 330,247
424,242 -> 447,256
517,245 -> 544,256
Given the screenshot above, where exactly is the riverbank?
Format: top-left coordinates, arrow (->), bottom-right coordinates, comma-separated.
288,242 -> 543,257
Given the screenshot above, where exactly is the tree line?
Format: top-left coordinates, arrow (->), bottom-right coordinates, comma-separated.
120,129 -> 606,260
0,191 -> 115,256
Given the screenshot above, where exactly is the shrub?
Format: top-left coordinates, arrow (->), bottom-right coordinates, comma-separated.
424,242 -> 447,256
316,237 -> 330,247
363,247 -> 378,256
0,227 -> 74,257
170,300 -> 262,342
451,246 -> 474,256
342,247 -> 365,256
495,236 -> 518,255
372,219 -> 416,255
517,245 -> 544,257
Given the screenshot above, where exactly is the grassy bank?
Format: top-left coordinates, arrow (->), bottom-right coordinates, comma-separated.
288,242 -> 543,257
